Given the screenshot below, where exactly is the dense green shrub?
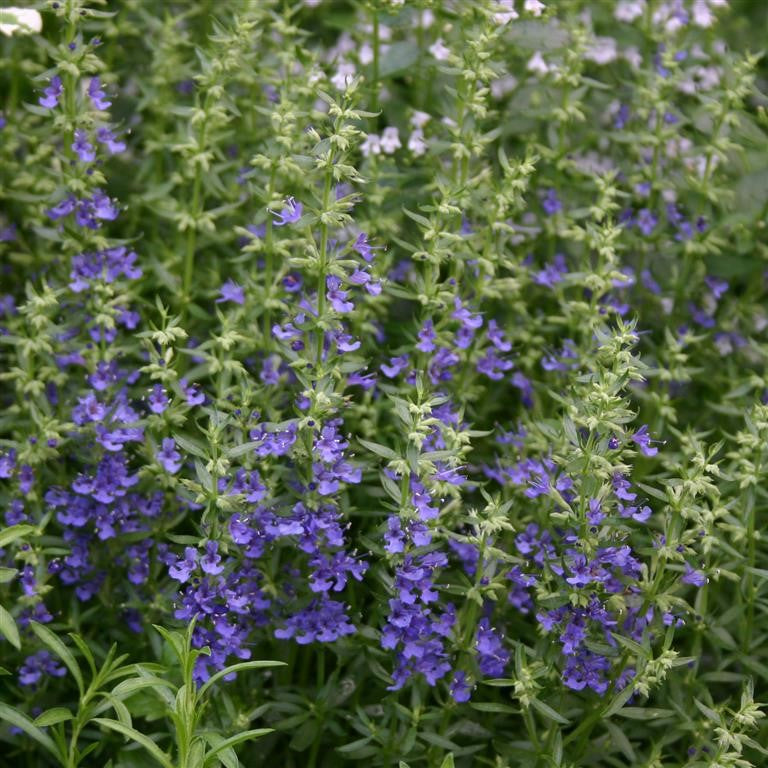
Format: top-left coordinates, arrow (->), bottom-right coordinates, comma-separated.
1,1 -> 768,766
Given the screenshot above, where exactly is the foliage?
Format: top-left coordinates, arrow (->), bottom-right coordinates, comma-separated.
1,0 -> 768,766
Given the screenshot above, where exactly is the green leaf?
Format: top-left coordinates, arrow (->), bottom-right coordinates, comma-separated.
30,621 -> 83,696
616,708 -> 675,720
420,732 -> 458,750
68,633 -> 97,678
173,433 -> 208,459
225,440 -> 261,459
611,632 -> 650,659
198,659 -> 284,698
439,754 -> 456,768
469,702 -> 518,714
0,703 -> 60,759
34,707 -> 73,727
204,728 -> 273,763
336,737 -> 373,753
379,42 -> 419,77
0,524 -> 35,548
92,718 -> 174,768
530,698 -> 570,725
203,733 -> 239,768
0,604 -> 20,649
0,567 -> 18,583
402,207 -> 430,228
357,439 -> 398,461
604,721 -> 635,762
602,683 -> 635,718
111,676 -> 177,700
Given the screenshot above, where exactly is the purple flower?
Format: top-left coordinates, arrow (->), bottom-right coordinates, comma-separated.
631,425 -> 659,457
635,208 -> 657,237
353,232 -> 378,262
452,298 -> 483,331
148,385 -> 169,414
90,190 -> 119,221
562,651 -> 611,694
157,438 -> 182,473
705,276 -> 728,300
19,465 -> 34,494
326,276 -> 354,313
587,498 -> 604,525
486,319 -> 512,352
682,563 -> 707,587
19,651 -> 66,687
39,76 -> 63,109
271,196 -> 303,227
533,254 -> 568,288
216,279 -> 245,305
416,320 -> 436,352
612,473 -> 636,501
169,547 -> 198,582
200,541 -> 224,575
450,671 -> 472,702
88,77 -> 111,110
72,129 -> 96,162
48,195 -> 77,221
475,619 -> 509,677
180,379 -> 205,406
0,449 -> 17,478
380,355 -> 409,378
542,188 -> 562,215
96,126 -> 126,154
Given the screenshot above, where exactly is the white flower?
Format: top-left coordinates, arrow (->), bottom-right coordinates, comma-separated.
490,75 -> 518,100
361,134 -> 382,157
0,7 -> 42,36
429,38 -> 450,61
523,0 -> 545,17
623,45 -> 642,70
380,126 -> 401,154
661,188 -> 677,203
419,9 -> 435,28
527,51 -> 549,76
359,43 -> 374,66
614,0 -> 645,22
331,60 -> 356,91
692,0 -> 714,26
714,335 -> 733,357
410,110 -> 431,129
494,0 -> 519,24
408,129 -> 427,156
695,66 -> 722,90
585,36 -> 617,65
304,0 -> 322,6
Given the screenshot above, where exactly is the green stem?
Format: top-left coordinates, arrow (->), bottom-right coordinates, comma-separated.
262,166 -> 277,346
316,158 -> 334,367
523,705 -> 541,755
371,9 -> 380,111
743,487 -> 756,651
183,96 -> 210,315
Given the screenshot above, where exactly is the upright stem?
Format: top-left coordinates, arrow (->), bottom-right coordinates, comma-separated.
262,166 -> 277,346
316,158 -> 333,367
183,96 -> 209,315
743,487 -> 756,651
371,9 -> 380,111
